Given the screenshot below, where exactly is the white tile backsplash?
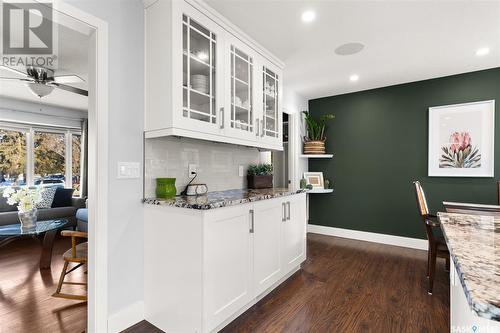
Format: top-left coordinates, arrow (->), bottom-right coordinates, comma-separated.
145,137 -> 262,197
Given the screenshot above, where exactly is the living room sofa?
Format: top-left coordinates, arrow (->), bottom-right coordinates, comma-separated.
0,189 -> 86,227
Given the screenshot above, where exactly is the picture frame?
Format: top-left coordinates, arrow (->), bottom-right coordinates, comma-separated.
428,100 -> 495,177
304,172 -> 324,188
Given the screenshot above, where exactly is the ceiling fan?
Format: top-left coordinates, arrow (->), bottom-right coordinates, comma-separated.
0,65 -> 88,98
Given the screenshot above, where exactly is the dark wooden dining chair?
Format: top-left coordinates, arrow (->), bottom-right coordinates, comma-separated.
413,181 -> 449,295
52,230 -> 88,301
497,182 -> 500,205
443,201 -> 500,216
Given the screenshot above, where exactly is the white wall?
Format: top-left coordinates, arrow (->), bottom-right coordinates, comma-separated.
63,0 -> 145,326
0,96 -> 87,128
283,85 -> 308,188
145,137 -> 261,197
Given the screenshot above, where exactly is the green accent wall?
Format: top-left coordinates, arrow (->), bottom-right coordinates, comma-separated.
308,67 -> 500,239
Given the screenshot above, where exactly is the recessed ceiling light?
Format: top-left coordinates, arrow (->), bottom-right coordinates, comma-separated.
476,47 -> 490,56
301,10 -> 316,23
349,74 -> 359,82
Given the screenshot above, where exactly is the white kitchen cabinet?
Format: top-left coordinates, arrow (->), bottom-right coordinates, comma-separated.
282,193 -> 307,272
253,198 -> 283,296
144,0 -> 284,150
224,34 -> 259,141
204,205 -> 254,332
144,193 -> 307,333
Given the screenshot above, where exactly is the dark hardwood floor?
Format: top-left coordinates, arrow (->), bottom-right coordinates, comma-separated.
125,233 -> 449,333
0,232 -> 448,332
0,236 -> 87,333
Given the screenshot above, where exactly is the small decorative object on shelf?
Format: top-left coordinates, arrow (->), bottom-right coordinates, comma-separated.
303,172 -> 324,189
2,186 -> 42,230
300,178 -> 307,189
247,163 -> 273,189
302,111 -> 335,155
324,178 -> 331,189
156,178 -> 177,198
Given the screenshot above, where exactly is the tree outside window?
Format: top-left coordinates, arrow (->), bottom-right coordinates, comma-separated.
0,129 -> 27,188
34,132 -> 66,188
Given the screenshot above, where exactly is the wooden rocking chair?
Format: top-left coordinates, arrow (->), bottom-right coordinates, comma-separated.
52,230 -> 88,301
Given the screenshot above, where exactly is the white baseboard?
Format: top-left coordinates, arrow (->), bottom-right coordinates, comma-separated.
307,224 -> 427,250
108,300 -> 144,333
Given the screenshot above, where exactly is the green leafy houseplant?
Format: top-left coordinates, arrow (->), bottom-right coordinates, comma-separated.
247,164 -> 273,189
247,163 -> 273,176
302,111 -> 335,142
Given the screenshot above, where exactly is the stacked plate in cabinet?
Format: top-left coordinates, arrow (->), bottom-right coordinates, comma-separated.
191,74 -> 209,95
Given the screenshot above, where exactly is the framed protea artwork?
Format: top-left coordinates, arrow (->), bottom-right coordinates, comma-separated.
428,100 -> 495,177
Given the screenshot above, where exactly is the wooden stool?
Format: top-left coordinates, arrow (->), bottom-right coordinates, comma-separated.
52,230 -> 88,301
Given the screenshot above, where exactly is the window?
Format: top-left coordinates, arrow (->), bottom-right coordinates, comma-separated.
0,123 -> 83,197
0,128 -> 27,188
34,131 -> 66,188
72,134 -> 82,196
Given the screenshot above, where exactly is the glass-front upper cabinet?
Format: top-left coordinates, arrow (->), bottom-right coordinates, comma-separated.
182,14 -> 218,127
262,66 -> 279,140
226,41 -> 256,139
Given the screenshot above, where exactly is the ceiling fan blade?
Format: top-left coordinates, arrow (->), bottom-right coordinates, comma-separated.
0,77 -> 33,82
0,65 -> 27,77
53,74 -> 85,84
52,83 -> 88,96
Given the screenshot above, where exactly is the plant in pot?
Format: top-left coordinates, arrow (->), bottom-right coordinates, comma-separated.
2,186 -> 42,230
303,111 -> 335,154
247,164 -> 273,189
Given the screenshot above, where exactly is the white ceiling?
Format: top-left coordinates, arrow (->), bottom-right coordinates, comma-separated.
0,21 -> 89,111
206,0 -> 500,100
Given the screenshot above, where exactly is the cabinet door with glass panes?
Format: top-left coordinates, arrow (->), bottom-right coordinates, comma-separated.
259,62 -> 282,146
224,35 -> 258,141
180,7 -> 224,135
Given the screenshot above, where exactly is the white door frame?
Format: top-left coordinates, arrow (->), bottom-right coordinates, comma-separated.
47,1 -> 109,332
285,108 -> 298,190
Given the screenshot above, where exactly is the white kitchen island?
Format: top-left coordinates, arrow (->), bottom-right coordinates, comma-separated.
143,189 -> 307,333
438,213 -> 500,333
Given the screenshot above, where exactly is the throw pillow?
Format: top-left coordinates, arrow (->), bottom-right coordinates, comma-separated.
51,188 -> 75,208
36,187 -> 58,209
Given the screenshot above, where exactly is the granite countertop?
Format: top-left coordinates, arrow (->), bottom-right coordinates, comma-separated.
144,188 -> 305,210
437,212 -> 500,321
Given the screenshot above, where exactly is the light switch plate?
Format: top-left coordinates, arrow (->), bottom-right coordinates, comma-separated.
238,165 -> 244,177
117,162 -> 140,179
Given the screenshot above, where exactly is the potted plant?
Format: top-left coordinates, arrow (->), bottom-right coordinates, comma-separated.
303,111 -> 335,154
2,186 -> 42,230
247,164 -> 273,189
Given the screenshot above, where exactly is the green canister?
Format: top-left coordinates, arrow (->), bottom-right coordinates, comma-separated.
156,178 -> 176,198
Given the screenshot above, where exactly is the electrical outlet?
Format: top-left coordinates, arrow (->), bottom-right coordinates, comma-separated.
238,165 -> 244,177
188,164 -> 197,178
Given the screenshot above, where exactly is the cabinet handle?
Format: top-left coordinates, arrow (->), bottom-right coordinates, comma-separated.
261,119 -> 265,137
287,201 -> 291,220
249,209 -> 254,233
282,202 -> 286,222
220,107 -> 225,129
255,118 -> 260,136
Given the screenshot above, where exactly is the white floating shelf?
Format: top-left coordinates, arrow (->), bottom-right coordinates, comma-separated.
306,188 -> 334,194
300,154 -> 333,159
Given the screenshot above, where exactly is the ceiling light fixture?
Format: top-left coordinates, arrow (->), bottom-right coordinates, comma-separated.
349,74 -> 359,82
27,82 -> 55,98
475,47 -> 490,56
301,10 -> 316,23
